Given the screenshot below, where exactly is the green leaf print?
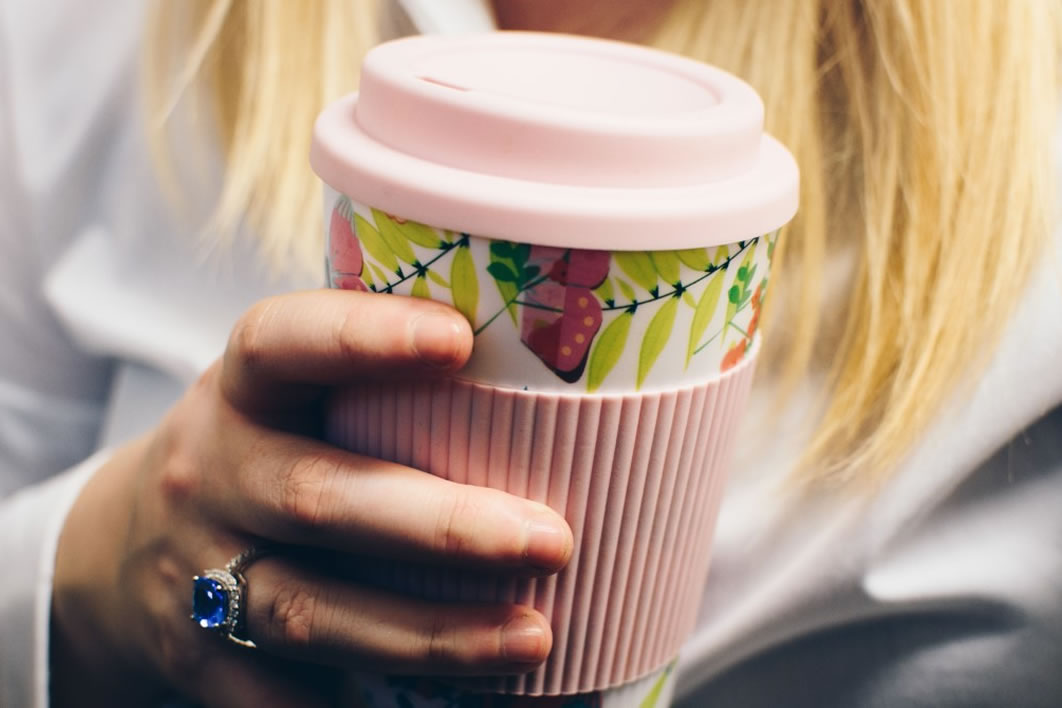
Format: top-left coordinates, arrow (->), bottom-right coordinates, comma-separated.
512,243 -> 531,267
487,261 -> 518,282
725,244 -> 757,338
395,219 -> 442,248
427,270 -> 450,288
738,243 -> 755,280
587,311 -> 632,392
368,262 -> 388,287
637,297 -> 679,389
676,247 -> 711,272
682,291 -> 696,308
687,269 -> 725,366
744,264 -> 759,296
649,251 -> 681,284
371,209 -> 417,264
617,278 -> 637,302
593,277 -> 615,303
451,245 -> 479,328
488,244 -> 520,325
411,276 -> 431,300
518,264 -> 541,286
354,214 -> 398,272
639,665 -> 674,708
713,245 -> 730,266
615,251 -> 658,291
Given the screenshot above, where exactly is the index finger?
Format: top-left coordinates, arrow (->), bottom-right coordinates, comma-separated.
220,290 -> 472,415
207,417 -> 573,573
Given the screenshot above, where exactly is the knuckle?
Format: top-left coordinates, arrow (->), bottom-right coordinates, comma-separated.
334,305 -> 369,363
433,491 -> 477,558
155,412 -> 203,504
191,361 -> 220,395
278,454 -> 338,532
268,580 -> 318,649
421,612 -> 459,665
158,447 -> 198,504
227,301 -> 276,373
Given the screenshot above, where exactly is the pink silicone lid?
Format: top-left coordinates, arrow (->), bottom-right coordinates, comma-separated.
311,32 -> 798,250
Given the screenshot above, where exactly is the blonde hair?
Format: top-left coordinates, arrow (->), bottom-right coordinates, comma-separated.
148,0 -> 1059,487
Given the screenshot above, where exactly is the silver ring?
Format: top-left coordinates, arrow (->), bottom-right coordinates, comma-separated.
191,545 -> 272,648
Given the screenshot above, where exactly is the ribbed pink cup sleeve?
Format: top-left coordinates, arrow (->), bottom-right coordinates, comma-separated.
326,355 -> 756,695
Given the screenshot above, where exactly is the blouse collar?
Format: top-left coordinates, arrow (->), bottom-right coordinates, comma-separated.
394,0 -> 496,34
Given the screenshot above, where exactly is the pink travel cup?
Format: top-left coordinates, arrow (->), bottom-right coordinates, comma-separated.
311,32 -> 798,706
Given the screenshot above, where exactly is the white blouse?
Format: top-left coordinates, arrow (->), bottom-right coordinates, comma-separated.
1,1 -> 1061,706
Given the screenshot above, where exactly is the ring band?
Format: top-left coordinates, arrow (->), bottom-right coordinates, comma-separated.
191,545 -> 272,648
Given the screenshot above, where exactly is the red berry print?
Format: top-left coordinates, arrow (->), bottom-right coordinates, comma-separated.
329,205 -> 363,276
520,286 -> 606,383
747,308 -> 760,340
513,246 -> 610,382
747,281 -> 765,338
530,246 -> 609,288
721,339 -> 747,371
562,250 -> 610,288
331,273 -> 368,292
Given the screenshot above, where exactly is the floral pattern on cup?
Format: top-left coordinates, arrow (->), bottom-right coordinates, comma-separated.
328,197 -> 369,292
326,194 -> 776,391
490,244 -> 611,382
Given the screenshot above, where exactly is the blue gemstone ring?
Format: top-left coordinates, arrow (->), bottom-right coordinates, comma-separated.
191,545 -> 272,649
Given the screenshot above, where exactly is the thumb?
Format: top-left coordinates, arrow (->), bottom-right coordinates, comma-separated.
219,290 -> 472,418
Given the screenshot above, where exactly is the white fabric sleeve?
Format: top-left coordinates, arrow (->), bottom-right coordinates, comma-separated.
0,452 -> 103,708
0,4 -> 120,707
395,0 -> 495,33
0,1 -> 115,494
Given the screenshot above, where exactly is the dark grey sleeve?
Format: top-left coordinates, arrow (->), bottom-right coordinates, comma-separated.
676,408 -> 1062,708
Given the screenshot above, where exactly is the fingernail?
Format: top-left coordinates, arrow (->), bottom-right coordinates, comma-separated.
410,312 -> 463,369
501,614 -> 549,663
523,511 -> 572,570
